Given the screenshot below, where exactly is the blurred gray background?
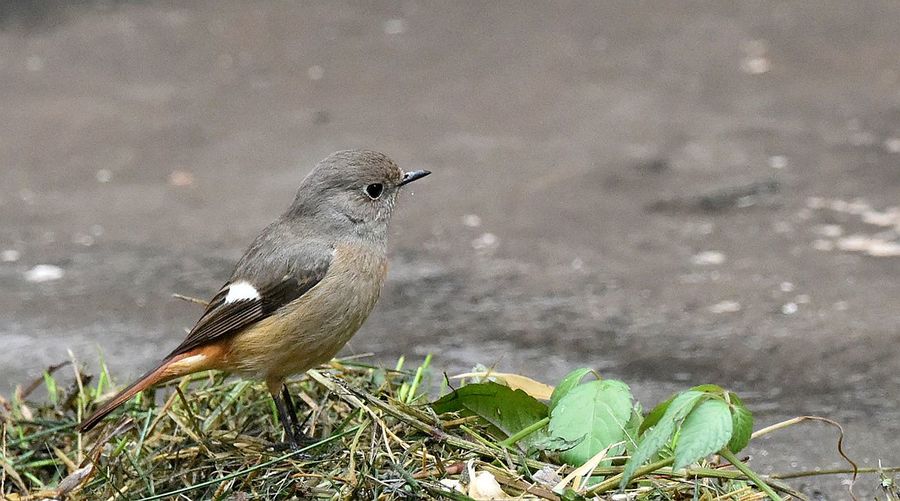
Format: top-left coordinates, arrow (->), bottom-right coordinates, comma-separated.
1,1 -> 898,496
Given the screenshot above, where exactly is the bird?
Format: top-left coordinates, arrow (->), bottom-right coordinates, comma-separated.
77,149 -> 430,444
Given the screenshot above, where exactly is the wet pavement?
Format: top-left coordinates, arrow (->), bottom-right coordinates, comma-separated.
1,1 -> 899,496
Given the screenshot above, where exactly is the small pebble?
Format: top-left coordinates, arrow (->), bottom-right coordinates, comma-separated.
862,210 -> 898,227
96,169 -> 113,183
1,249 -> 20,262
383,18 -> 406,35
467,461 -> 507,499
168,170 -> 194,187
867,240 -> 900,257
709,300 -> 741,314
462,214 -> 481,227
741,40 -> 772,75
307,65 -> 324,80
835,235 -> 900,256
741,56 -> 770,75
471,233 -> 498,250
884,137 -> 900,153
25,264 -> 64,282
837,235 -> 870,252
691,250 -> 725,266
768,155 -> 788,169
781,302 -> 798,315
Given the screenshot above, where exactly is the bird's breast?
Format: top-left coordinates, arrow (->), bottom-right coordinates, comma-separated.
225,243 -> 388,379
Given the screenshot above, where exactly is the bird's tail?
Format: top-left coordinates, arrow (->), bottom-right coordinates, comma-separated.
78,351 -> 211,433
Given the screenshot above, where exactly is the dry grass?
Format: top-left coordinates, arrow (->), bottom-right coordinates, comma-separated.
0,355 -> 839,500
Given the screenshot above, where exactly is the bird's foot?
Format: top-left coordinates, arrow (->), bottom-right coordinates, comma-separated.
271,429 -> 318,452
271,440 -> 313,454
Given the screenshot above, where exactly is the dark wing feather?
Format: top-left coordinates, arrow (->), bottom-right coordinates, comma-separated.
165,266 -> 329,359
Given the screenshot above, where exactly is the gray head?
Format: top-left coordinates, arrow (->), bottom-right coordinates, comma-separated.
287,150 -> 429,237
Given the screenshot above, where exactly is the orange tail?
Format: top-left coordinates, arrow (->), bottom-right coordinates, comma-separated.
78,350 -> 215,432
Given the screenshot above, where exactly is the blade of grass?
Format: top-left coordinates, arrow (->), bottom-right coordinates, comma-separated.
719,448 -> 781,501
404,354 -> 432,404
587,456 -> 674,494
498,417 -> 549,448
771,465 -> 900,480
135,425 -> 360,501
202,381 -> 252,432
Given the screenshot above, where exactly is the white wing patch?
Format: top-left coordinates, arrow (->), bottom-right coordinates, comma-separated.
224,281 -> 261,303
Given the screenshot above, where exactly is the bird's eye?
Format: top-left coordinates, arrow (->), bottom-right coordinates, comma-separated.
365,183 -> 383,199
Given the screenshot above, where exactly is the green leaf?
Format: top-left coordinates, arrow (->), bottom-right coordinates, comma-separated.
690,384 -> 726,394
560,488 -> 586,501
727,399 -> 753,453
431,382 -> 548,446
639,395 -> 673,434
621,390 -> 706,487
687,387 -> 754,454
623,403 -> 643,456
531,434 -> 585,453
673,399 -> 733,470
550,368 -> 593,411
621,415 -> 675,488
548,379 -> 633,466
640,385 -> 726,434
43,372 -> 58,406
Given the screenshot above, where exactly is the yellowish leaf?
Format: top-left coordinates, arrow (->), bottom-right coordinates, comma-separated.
451,371 -> 554,400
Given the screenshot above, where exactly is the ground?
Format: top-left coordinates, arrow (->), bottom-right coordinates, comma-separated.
1,1 -> 898,497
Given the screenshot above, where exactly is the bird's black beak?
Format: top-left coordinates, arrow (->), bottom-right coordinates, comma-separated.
398,170 -> 431,187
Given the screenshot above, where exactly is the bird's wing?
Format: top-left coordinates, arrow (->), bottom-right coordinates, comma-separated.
165,262 -> 330,359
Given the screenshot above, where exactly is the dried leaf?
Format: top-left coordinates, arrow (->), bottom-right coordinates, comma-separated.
56,463 -> 95,495
450,371 -> 554,400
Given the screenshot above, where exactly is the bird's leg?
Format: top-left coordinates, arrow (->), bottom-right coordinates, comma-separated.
281,384 -> 300,431
282,384 -> 318,445
270,389 -> 298,446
